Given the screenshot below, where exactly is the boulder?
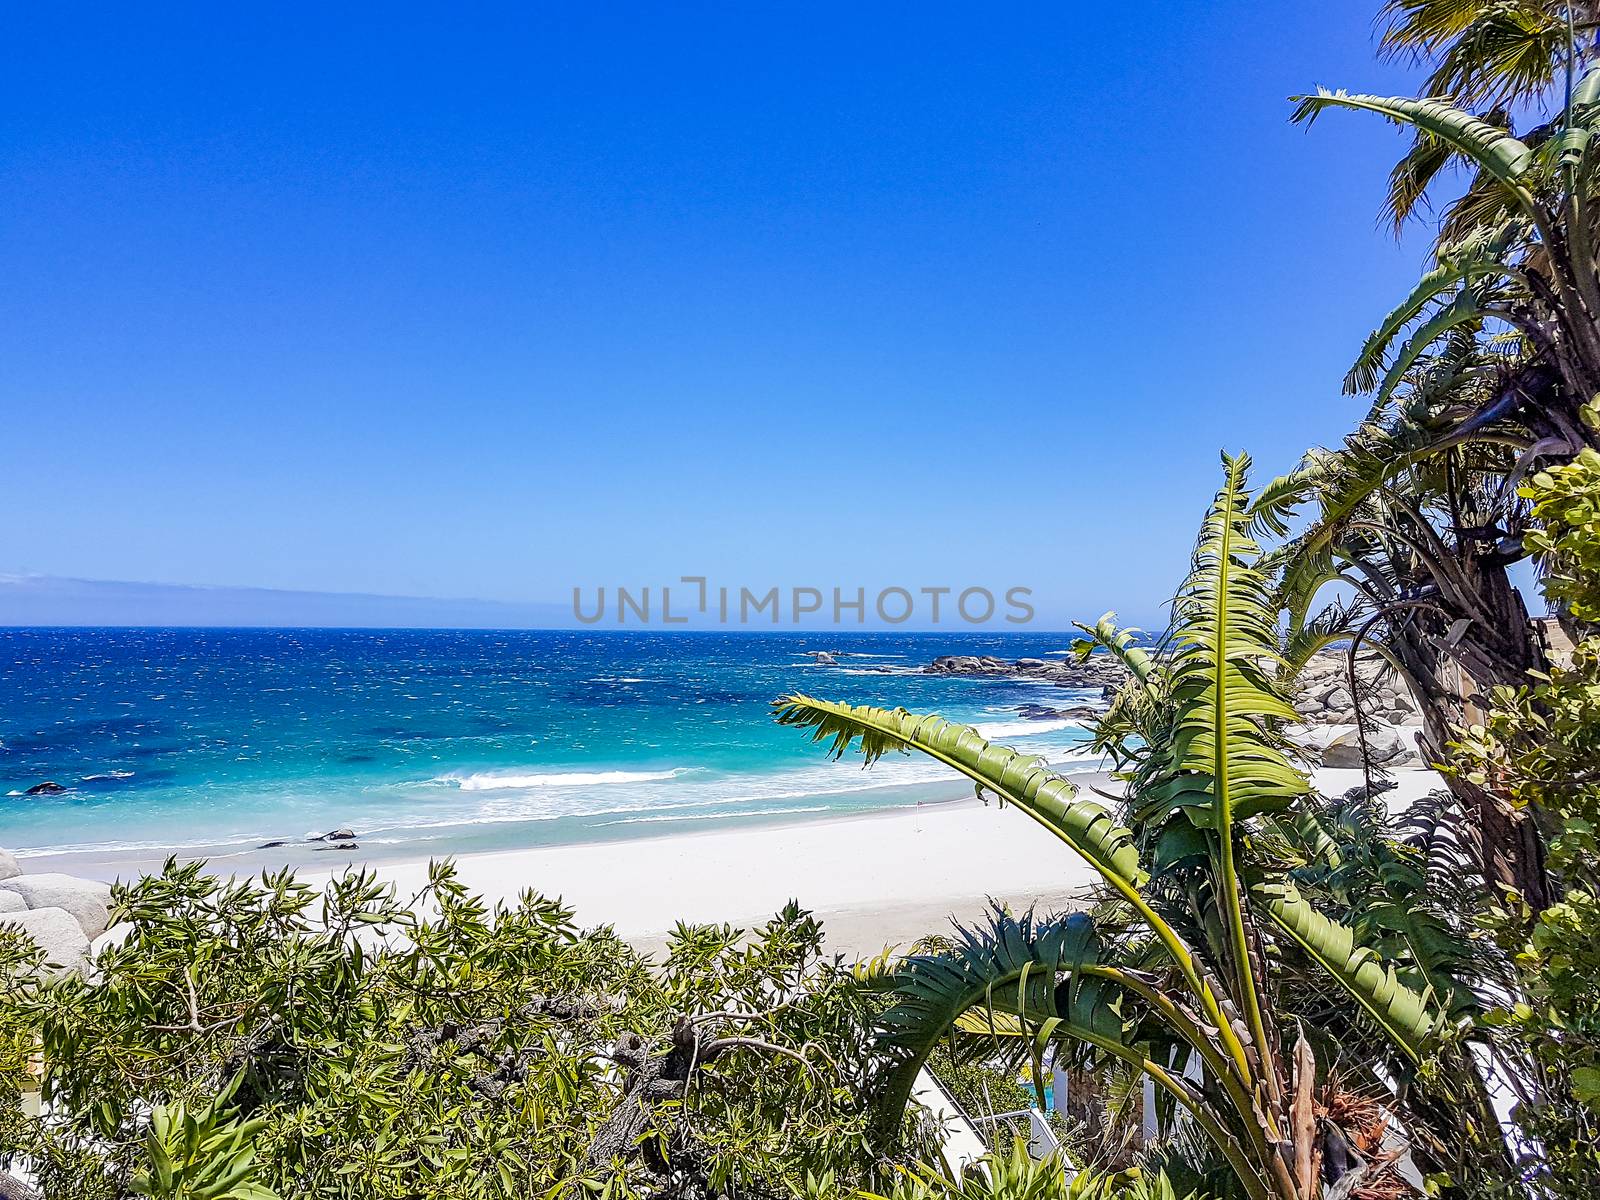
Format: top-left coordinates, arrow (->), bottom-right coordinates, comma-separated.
90,922 -> 135,958
1323,687 -> 1353,712
2,908 -> 91,977
1322,726 -> 1414,769
1,874 -> 112,938
1391,692 -> 1417,714
812,651 -> 838,666
23,782 -> 66,796
326,828 -> 356,841
0,849 -> 20,882
1319,732 -> 1360,768
0,892 -> 25,915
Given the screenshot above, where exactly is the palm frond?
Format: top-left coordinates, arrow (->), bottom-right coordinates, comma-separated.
771,695 -> 1145,891
1252,879 -> 1446,1061
1290,90 -> 1535,199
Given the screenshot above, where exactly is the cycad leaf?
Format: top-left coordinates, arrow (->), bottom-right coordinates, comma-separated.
772,694 -> 1144,889
1253,878 -> 1445,1061
876,909 -> 1123,1122
1290,90 -> 1534,192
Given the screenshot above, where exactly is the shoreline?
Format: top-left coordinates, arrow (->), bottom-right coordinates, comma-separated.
34,761 -> 1449,961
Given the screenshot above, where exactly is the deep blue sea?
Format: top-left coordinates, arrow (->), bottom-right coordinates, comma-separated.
0,629 -> 1101,867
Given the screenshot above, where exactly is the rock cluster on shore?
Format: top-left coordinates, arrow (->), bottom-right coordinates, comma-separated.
0,849 -> 117,978
921,654 -> 1128,693
1287,649 -> 1425,769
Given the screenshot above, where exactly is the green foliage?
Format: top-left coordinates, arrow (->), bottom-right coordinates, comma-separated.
859,1140 -> 1197,1200
921,1041 -> 1036,1146
777,458 -> 1451,1200
1524,445 -> 1600,625
0,861 -> 905,1198
130,1098 -> 278,1200
1451,449 -> 1600,1198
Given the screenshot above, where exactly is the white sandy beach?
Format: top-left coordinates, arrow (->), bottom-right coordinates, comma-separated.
295,762 -> 1447,960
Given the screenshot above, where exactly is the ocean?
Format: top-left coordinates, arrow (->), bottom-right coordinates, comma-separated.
0,628 -> 1103,869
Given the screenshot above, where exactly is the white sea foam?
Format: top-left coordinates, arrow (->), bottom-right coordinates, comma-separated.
447,767 -> 695,791
972,718 -> 1085,739
594,805 -> 831,827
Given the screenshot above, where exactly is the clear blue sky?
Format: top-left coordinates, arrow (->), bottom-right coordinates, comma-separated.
2,3 -> 1429,628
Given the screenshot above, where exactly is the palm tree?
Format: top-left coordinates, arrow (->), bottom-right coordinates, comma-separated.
1293,73 -> 1600,462
1257,420 -> 1554,905
1374,1 -> 1600,231
775,456 -> 1467,1200
1276,71 -> 1600,904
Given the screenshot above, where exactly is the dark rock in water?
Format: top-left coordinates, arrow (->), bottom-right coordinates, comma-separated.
811,651 -> 838,666
924,652 -> 1130,691
307,827 -> 358,843
24,781 -> 67,796
334,842 -> 358,850
1017,704 -> 1063,720
1014,703 -> 1102,723
258,840 -> 288,849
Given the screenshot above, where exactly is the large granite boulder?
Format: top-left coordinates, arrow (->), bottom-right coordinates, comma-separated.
2,907 -> 92,977
90,922 -> 135,959
0,850 -> 20,882
1320,725 -> 1416,770
0,892 -> 26,915
1,874 -> 112,938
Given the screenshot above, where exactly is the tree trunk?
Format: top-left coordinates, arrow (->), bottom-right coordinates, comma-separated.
1385,553 -> 1553,909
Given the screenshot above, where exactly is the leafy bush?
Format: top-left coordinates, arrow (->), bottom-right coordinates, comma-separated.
0,860 -> 912,1198
1452,448 -> 1600,1199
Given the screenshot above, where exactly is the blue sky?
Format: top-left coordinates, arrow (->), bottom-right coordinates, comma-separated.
2,4 -> 1431,628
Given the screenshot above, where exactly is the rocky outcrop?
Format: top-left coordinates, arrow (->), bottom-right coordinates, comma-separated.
1316,725 -> 1420,770
1289,650 -> 1425,732
0,849 -> 21,883
923,654 -> 1128,692
1014,703 -> 1101,722
22,782 -> 66,797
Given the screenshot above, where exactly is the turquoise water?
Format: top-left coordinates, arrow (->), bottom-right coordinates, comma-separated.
0,629 -> 1102,864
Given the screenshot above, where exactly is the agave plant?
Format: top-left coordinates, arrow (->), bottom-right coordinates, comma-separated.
775,456 -> 1461,1200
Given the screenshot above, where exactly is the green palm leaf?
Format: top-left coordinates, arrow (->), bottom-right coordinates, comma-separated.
1344,222 -> 1523,394
1252,879 -> 1445,1061
1135,452 -> 1309,833
1290,90 -> 1535,197
876,909 -> 1119,1120
1071,611 -> 1157,684
771,695 -> 1144,891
